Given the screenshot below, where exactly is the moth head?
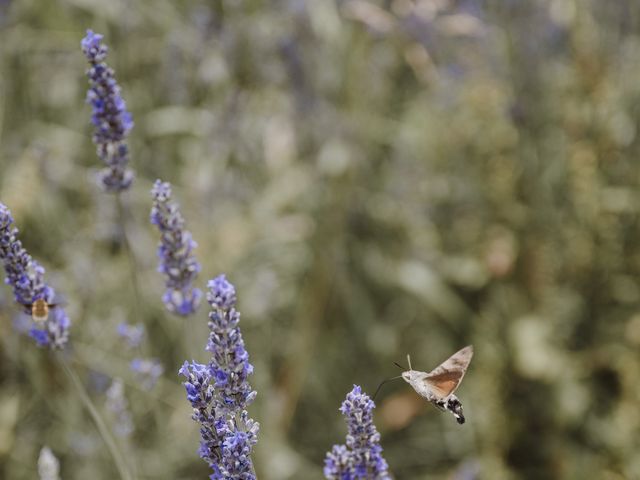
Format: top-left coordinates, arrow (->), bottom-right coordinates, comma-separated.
401,370 -> 413,383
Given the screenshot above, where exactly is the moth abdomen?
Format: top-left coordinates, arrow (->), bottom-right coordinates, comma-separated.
434,396 -> 465,424
447,396 -> 465,424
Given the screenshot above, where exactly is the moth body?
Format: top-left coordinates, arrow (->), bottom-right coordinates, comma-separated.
401,346 -> 473,424
435,395 -> 465,424
402,370 -> 438,402
31,299 -> 50,323
19,294 -> 65,324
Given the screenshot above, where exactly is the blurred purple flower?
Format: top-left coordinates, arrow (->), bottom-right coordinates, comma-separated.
150,180 -> 202,316
0,202 -> 70,349
453,459 -> 480,480
117,322 -> 145,348
179,275 -> 259,478
324,385 -> 391,480
81,29 -> 134,192
131,358 -> 164,390
12,313 -> 32,334
105,378 -> 133,437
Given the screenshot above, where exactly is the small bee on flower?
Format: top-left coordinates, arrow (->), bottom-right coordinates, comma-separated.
20,296 -> 65,323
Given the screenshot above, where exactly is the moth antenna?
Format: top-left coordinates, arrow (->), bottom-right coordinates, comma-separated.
407,354 -> 412,371
372,376 -> 402,402
393,362 -> 405,370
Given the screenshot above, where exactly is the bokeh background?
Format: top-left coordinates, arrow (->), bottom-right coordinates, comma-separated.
1,0 -> 640,479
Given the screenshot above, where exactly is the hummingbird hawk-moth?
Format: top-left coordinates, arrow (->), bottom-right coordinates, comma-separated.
375,345 -> 473,424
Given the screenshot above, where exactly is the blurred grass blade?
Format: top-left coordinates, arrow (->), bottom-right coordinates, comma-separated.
57,353 -> 135,480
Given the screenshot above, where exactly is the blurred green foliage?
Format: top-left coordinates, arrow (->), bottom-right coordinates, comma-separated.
1,0 -> 640,479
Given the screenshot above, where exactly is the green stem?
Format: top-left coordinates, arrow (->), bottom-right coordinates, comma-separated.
57,353 -> 134,480
115,193 -> 142,318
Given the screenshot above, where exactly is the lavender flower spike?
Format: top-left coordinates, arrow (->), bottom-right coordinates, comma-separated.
81,29 -> 134,192
0,202 -> 70,349
324,385 -> 391,480
179,275 -> 259,478
150,180 -> 202,316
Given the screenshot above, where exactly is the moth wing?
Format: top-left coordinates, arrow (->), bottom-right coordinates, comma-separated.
423,345 -> 473,399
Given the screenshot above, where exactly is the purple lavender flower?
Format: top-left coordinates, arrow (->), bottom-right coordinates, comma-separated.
12,312 -> 32,334
205,275 -> 257,413
150,180 -> 202,316
105,378 -> 133,437
130,358 -> 164,390
179,275 -> 259,478
179,360 -> 222,466
117,322 -> 145,348
0,202 -> 70,349
81,29 -> 134,192
324,385 -> 391,480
